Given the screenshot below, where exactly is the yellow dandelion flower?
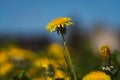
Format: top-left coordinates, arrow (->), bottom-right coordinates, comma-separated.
33,77 -> 52,80
34,58 -> 49,68
0,62 -> 14,76
82,71 -> 111,80
33,77 -> 43,80
55,70 -> 64,78
8,46 -> 35,60
46,17 -> 73,33
48,43 -> 64,58
0,52 -> 9,64
100,45 -> 110,59
47,43 -> 65,65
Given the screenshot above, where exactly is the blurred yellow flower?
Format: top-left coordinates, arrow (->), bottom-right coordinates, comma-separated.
100,45 -> 110,59
48,43 -> 64,58
46,77 -> 53,80
82,71 -> 111,80
0,62 -> 14,76
34,58 -> 49,68
33,77 -> 42,80
48,43 -> 66,65
0,51 -> 9,64
8,46 -> 36,60
33,77 -> 52,80
55,70 -> 64,78
46,17 -> 73,32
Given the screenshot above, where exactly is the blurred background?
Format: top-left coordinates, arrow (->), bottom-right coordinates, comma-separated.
0,0 -> 120,80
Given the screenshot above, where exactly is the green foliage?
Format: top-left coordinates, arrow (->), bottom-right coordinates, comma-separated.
12,70 -> 32,80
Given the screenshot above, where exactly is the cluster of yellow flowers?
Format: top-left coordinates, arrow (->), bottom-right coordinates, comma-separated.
0,51 -> 13,76
0,46 -> 36,76
0,43 -> 66,79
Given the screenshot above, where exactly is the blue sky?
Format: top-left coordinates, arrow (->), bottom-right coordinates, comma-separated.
0,0 -> 120,36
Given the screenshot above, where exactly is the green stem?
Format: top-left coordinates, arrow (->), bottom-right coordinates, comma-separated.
61,33 -> 77,80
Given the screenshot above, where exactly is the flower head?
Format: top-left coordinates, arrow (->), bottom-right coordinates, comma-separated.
100,45 -> 110,59
82,71 -> 111,80
46,17 -> 73,34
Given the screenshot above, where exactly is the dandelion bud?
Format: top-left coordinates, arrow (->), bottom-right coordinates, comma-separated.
100,46 -> 110,60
